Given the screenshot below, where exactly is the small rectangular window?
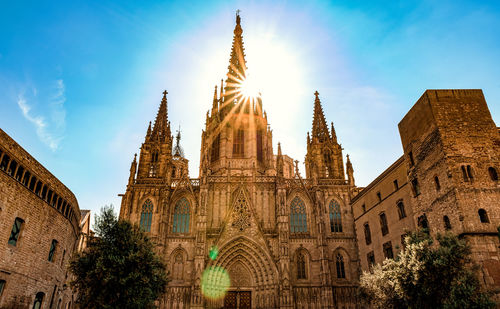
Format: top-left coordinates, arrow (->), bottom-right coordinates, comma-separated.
411,178 -> 421,196
8,218 -> 24,246
383,241 -> 394,259
379,213 -> 389,236
48,239 -> 58,262
393,179 -> 399,190
376,192 -> 382,202
29,176 -> 37,191
367,251 -> 375,271
362,204 -> 366,213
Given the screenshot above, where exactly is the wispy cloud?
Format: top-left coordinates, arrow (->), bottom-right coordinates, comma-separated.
17,79 -> 67,151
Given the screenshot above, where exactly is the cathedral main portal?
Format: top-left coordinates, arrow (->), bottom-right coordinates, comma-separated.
224,291 -> 251,309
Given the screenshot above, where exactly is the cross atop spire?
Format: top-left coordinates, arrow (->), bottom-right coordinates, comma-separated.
151,90 -> 171,142
311,91 -> 330,142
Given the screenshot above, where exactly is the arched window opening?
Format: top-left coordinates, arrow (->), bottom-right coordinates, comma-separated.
8,217 -> 24,246
418,214 -> 429,231
461,165 -> 468,182
290,197 -> 307,233
489,167 -> 498,181
379,213 -> 389,236
364,223 -> 371,245
48,239 -> 58,262
479,209 -> 489,223
0,280 -> 5,298
172,252 -> 184,280
15,165 -> 24,181
297,252 -> 307,279
0,154 -> 10,171
151,150 -> 159,163
443,216 -> 452,230
256,130 -> 263,162
171,166 -> 176,179
434,176 -> 441,191
29,176 -> 37,191
329,200 -> 342,232
211,134 -> 220,162
233,129 -> 244,157
33,292 -> 45,309
467,165 -> 474,180
7,160 -> 17,176
336,253 -> 346,279
140,200 -> 153,232
397,201 -> 407,219
173,198 -> 190,233
22,171 -> 31,186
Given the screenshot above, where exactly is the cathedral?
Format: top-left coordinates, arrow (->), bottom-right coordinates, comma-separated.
119,12 -> 360,309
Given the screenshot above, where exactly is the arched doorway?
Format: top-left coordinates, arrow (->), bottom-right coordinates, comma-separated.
205,236 -> 279,308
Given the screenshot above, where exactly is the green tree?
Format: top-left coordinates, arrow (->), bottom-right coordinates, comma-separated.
360,231 -> 495,309
69,206 -> 169,309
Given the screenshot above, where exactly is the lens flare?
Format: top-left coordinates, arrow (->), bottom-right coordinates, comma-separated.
201,266 -> 231,300
209,245 -> 219,261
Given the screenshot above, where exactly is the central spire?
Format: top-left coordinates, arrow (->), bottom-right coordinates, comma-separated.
311,91 -> 330,142
223,11 -> 248,106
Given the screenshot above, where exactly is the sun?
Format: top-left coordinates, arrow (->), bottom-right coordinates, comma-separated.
240,72 -> 260,99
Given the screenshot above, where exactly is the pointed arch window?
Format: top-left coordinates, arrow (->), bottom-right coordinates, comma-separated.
297,252 -> 307,279
173,198 -> 190,233
172,252 -> 184,280
336,253 -> 346,279
233,129 -> 245,157
32,292 -> 45,309
290,197 -> 307,233
329,200 -> 342,232
256,130 -> 263,162
211,134 -> 220,162
140,200 -> 153,232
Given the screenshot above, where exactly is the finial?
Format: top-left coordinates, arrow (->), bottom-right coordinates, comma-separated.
163,90 -> 168,98
314,90 -> 319,98
236,9 -> 241,24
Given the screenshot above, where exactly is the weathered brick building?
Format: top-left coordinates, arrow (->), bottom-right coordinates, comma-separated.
352,90 -> 500,293
0,129 -> 81,308
120,13 -> 361,308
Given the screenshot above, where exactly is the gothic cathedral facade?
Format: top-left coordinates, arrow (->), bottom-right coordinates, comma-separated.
119,13 -> 360,308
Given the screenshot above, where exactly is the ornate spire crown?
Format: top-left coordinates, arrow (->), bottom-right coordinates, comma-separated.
224,11 -> 248,99
311,91 -> 330,142
151,90 -> 171,142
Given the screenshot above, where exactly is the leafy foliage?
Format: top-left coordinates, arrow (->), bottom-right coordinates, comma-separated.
69,206 -> 169,309
360,231 -> 495,309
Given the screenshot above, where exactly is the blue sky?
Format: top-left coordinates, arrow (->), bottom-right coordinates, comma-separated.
1,0 -> 499,218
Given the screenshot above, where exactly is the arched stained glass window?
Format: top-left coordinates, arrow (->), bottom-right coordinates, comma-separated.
173,198 -> 190,233
297,252 -> 307,279
140,199 -> 153,232
336,253 -> 346,279
329,200 -> 342,232
290,197 -> 307,233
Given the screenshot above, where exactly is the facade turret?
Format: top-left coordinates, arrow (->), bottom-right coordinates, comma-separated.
136,91 -> 175,179
346,154 -> 355,186
128,153 -> 137,186
305,91 -> 345,180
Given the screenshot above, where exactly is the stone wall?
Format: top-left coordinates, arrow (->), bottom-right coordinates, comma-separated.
0,129 -> 80,309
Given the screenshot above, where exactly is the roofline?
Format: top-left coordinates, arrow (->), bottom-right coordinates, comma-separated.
350,155 -> 405,204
